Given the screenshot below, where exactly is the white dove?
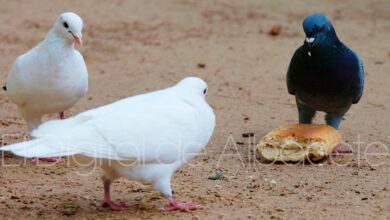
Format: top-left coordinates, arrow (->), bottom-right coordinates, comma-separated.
4,12 -> 88,132
1,77 -> 216,211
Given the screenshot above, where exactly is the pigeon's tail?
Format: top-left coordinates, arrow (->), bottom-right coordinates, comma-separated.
0,138 -> 78,158
2,85 -> 6,91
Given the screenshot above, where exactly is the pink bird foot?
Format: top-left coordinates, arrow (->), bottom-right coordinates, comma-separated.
332,146 -> 353,156
59,112 -> 65,120
97,198 -> 129,211
32,157 -> 61,162
160,197 -> 203,212
97,178 -> 129,211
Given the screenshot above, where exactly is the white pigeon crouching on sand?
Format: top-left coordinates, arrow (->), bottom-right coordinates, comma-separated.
4,12 -> 88,131
1,77 -> 216,211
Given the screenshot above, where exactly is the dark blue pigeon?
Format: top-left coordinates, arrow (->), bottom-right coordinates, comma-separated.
287,13 -> 364,130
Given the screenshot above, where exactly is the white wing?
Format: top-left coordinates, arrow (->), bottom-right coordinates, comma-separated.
91,104 -> 201,163
3,95 -> 202,164
32,88 -> 172,137
6,55 -> 30,106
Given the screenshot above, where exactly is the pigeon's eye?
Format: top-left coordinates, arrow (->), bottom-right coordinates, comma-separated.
63,22 -> 69,29
203,88 -> 207,95
318,25 -> 325,32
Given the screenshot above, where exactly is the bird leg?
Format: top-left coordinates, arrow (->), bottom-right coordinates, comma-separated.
297,100 -> 316,124
32,112 -> 66,162
160,196 -> 202,211
97,178 -> 129,211
59,112 -> 65,120
325,113 -> 343,130
32,111 -> 65,162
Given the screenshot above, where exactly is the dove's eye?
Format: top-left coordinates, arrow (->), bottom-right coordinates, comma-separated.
203,88 -> 207,95
318,25 -> 325,32
63,22 -> 69,29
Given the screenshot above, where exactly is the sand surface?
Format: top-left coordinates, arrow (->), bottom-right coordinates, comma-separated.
0,0 -> 389,219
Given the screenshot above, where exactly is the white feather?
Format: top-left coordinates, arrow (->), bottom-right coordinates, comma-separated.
5,12 -> 88,130
1,77 -> 215,199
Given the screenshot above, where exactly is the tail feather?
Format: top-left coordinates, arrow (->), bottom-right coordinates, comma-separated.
1,139 -> 78,158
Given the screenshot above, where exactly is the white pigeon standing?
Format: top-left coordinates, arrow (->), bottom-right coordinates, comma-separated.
4,12 -> 88,131
1,77 -> 216,211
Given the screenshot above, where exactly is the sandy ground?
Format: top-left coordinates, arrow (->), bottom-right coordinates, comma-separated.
0,0 -> 389,219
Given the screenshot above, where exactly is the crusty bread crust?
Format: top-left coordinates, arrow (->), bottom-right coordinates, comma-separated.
266,124 -> 341,144
257,124 -> 341,162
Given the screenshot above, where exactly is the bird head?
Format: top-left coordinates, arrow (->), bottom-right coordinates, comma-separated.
176,77 -> 208,99
54,12 -> 83,47
302,13 -> 338,53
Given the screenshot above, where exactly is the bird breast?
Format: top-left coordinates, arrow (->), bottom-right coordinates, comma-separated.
8,46 -> 88,112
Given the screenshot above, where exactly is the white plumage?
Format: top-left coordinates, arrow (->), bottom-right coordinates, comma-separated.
5,12 -> 88,130
1,77 -> 215,211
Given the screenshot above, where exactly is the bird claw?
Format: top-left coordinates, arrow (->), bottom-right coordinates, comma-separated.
97,199 -> 129,211
332,147 -> 353,156
160,201 -> 203,212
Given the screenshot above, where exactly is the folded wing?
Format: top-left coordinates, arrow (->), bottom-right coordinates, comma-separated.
2,99 -> 200,164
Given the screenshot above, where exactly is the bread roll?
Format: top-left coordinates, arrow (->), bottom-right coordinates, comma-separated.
257,124 -> 341,162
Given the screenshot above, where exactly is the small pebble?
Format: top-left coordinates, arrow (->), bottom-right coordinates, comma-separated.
62,208 -> 76,216
268,25 -> 282,36
197,63 -> 206,68
242,132 -> 254,138
208,171 -> 223,180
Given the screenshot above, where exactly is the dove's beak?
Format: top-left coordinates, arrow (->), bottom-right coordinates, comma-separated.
304,37 -> 315,50
305,37 -> 315,44
72,33 -> 83,47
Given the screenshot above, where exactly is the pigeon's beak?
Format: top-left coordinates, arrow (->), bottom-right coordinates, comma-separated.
72,33 -> 83,47
304,37 -> 315,50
